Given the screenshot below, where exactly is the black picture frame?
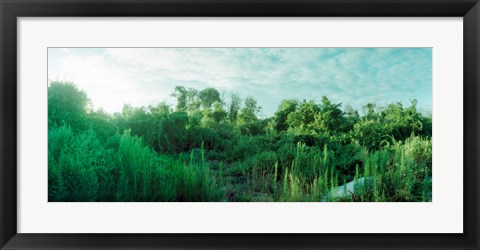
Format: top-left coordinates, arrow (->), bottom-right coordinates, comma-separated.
1,0 -> 479,249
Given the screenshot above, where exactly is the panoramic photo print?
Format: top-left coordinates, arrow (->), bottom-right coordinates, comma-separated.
48,48 -> 432,202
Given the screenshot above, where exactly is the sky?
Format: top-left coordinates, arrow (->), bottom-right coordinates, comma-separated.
48,48 -> 432,117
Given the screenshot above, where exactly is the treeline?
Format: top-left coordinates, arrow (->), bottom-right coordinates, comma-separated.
48,81 -> 432,202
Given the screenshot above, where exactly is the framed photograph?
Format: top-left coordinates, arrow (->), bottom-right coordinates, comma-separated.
1,0 -> 479,249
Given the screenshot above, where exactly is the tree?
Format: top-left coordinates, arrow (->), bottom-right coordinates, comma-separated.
198,88 -> 221,109
211,101 -> 228,122
274,99 -> 298,132
149,102 -> 171,117
343,104 -> 360,130
48,81 -> 90,131
381,99 -> 425,141
228,93 -> 241,123
172,86 -> 188,111
186,88 -> 201,114
237,96 -> 261,124
286,100 -> 320,132
315,96 -> 348,133
363,103 -> 377,120
201,101 -> 228,128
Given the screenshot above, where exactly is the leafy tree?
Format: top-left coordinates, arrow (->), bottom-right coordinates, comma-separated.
363,103 -> 377,120
172,86 -> 188,111
343,105 -> 360,131
228,93 -> 242,123
274,99 -> 299,132
381,99 -> 426,141
149,102 -> 171,117
202,101 -> 228,127
211,101 -> 228,122
48,81 -> 90,131
186,88 -> 201,114
315,96 -> 348,133
286,100 -> 320,132
237,96 -> 260,124
199,87 -> 222,109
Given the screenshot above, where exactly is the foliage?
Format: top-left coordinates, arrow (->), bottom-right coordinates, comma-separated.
48,81 -> 432,202
48,81 -> 90,131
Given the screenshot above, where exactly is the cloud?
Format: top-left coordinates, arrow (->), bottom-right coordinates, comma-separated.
48,48 -> 432,116
58,48 -> 72,55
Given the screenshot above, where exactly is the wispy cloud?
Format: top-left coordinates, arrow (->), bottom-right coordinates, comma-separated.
48,48 -> 432,116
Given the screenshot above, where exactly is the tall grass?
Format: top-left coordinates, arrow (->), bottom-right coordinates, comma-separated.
276,143 -> 339,201
48,126 -> 224,202
351,135 -> 432,202
48,127 -> 431,202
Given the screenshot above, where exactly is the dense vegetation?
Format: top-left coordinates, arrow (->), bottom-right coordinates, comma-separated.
48,81 -> 432,202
